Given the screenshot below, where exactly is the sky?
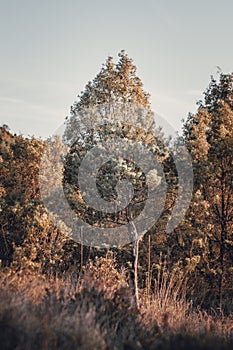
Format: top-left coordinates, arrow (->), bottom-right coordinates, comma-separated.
0,0 -> 233,138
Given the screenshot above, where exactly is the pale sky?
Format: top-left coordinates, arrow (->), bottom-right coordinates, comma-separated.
0,0 -> 233,138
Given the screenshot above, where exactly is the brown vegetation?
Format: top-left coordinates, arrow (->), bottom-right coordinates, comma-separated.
0,54 -> 232,349
0,255 -> 233,350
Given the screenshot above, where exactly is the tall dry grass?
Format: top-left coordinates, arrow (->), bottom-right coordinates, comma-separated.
140,256 -> 233,341
0,254 -> 233,350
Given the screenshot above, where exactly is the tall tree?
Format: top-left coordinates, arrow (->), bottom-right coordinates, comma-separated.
183,73 -> 233,309
0,127 -> 75,272
63,51 -> 169,308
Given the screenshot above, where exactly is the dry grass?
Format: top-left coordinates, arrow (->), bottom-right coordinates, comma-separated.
0,255 -> 233,350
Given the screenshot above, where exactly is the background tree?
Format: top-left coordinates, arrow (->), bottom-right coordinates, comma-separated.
0,127 -> 79,272
182,73 -> 233,310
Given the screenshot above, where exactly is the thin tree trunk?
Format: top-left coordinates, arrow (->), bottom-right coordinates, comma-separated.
128,220 -> 140,310
219,221 -> 227,312
80,227 -> 83,267
134,236 -> 140,310
218,169 -> 227,313
147,234 -> 151,300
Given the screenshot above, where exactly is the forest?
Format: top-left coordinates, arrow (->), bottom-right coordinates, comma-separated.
0,51 -> 233,350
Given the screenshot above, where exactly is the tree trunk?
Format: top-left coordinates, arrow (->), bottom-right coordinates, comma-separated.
128,220 -> 140,310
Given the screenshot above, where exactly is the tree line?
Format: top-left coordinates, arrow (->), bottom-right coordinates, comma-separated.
0,51 -> 232,312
